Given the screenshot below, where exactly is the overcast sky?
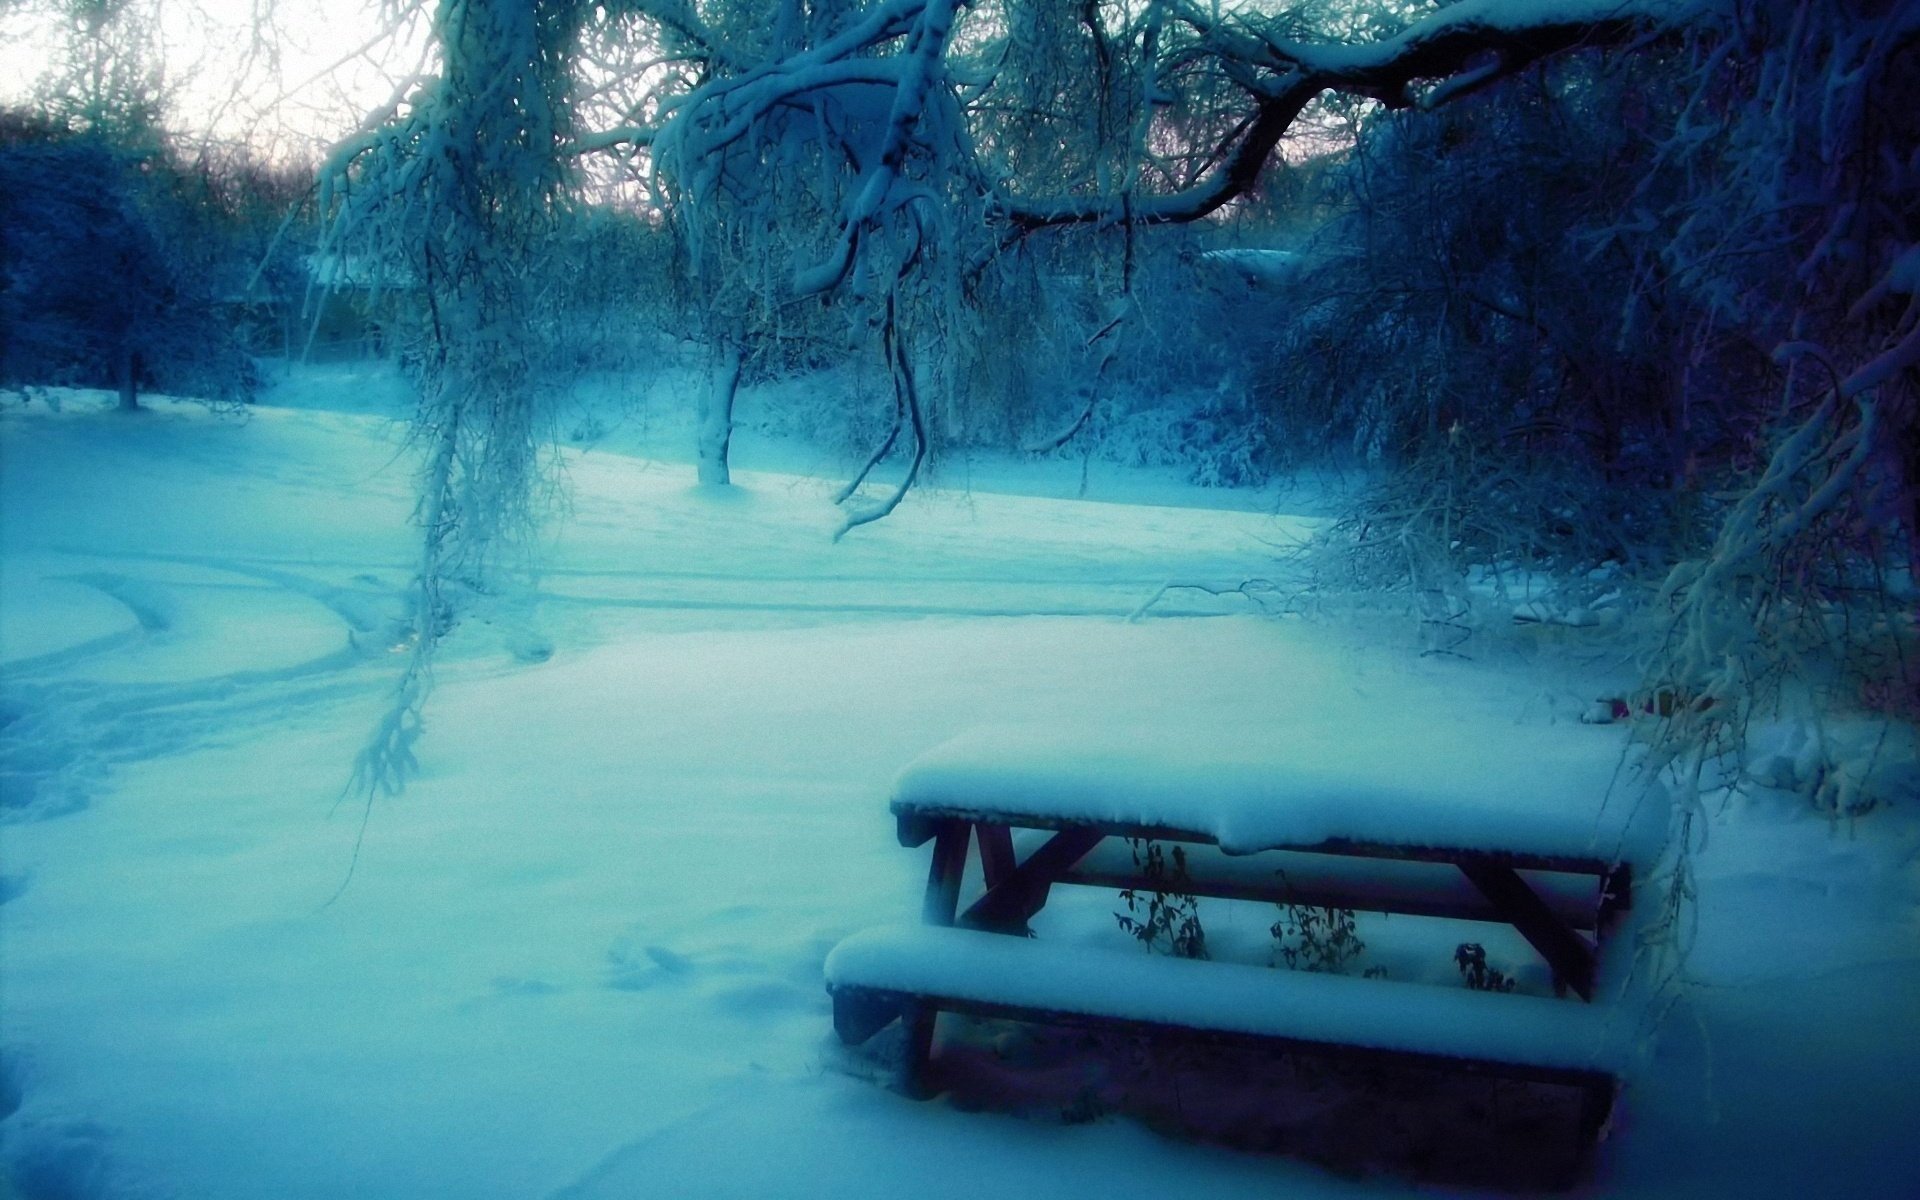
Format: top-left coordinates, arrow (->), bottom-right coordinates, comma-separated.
0,0 -> 429,157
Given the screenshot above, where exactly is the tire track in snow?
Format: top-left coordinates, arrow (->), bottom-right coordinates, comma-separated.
537,592 -> 1245,620
54,544 -> 1232,590
0,564 -> 406,823
1,545 -> 1288,822
44,547 -> 1287,622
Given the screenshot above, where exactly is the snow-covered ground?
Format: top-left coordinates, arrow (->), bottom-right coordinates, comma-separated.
1,370 -> 1916,1199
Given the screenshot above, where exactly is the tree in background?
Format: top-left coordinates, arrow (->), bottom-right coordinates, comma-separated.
313,0 -> 1912,808
641,0 -> 1914,816
0,0 -> 259,409
1633,1 -> 1917,799
0,109 -> 257,409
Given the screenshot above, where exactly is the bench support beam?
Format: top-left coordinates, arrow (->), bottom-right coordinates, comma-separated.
921,820 -> 970,926
1458,861 -> 1596,1001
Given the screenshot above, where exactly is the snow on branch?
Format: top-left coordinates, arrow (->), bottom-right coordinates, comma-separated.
1247,0 -> 1704,82
1002,0 -> 1702,230
641,0 -> 1700,296
793,0 -> 962,294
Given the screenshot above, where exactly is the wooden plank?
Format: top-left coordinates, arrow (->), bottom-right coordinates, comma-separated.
896,811 -> 940,848
903,820 -> 974,1093
1298,837 -> 1617,879
892,802 -> 1215,850
891,800 -> 1621,876
832,988 -> 904,1045
960,827 -> 1106,932
898,1000 -> 941,1099
1458,861 -> 1596,1001
1052,842 -> 1603,930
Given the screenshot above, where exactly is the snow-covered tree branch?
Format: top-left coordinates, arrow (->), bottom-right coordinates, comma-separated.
321,0 -> 583,794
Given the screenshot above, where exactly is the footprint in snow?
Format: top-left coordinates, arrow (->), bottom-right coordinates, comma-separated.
698,976 -> 818,1018
643,945 -> 693,973
1,1114 -> 123,1200
606,939 -> 695,991
489,976 -> 564,998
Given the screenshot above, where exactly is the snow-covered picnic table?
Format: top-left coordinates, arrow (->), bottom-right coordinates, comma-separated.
826,724 -> 1670,1154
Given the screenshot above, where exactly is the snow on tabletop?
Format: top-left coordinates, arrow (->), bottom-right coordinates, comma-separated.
892,722 -> 1669,871
826,924 -> 1626,1074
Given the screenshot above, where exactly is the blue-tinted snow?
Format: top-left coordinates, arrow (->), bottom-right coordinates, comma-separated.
1,374 -> 1916,1200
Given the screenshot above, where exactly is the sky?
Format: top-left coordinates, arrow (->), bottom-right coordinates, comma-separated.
0,0 -> 429,158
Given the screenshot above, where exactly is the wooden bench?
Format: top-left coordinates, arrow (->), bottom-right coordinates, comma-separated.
827,924 -> 1625,1137
826,724 -> 1668,1151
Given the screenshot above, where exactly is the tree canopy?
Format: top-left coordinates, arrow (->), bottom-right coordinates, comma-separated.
151,0 -> 1920,788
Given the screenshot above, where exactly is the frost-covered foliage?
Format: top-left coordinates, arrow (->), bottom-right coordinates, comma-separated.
321,0 -> 584,793
1637,1 -> 1920,794
1245,1 -> 1917,808
638,0 -> 1001,518
620,0 -> 1692,508
317,0 -> 1916,804
1273,66 -> 1716,618
310,0 -> 1701,522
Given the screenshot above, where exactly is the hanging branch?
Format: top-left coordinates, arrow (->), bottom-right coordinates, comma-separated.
791,0 -> 963,295
836,287 -> 928,539
1021,307 -> 1127,454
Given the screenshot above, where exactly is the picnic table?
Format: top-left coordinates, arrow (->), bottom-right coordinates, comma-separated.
825,723 -> 1670,1150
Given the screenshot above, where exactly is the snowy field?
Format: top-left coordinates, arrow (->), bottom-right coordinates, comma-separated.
2,368 -> 1917,1199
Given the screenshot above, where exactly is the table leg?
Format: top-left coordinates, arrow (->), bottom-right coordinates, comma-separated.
976,822 -> 1017,890
897,1000 -> 941,1099
902,819 -> 972,1095
961,826 -> 1106,933
921,819 -> 970,926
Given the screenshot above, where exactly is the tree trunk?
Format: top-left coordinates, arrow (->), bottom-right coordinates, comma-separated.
116,345 -> 140,411
697,345 -> 743,486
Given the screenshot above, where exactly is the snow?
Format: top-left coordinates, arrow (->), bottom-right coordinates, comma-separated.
1197,248 -> 1300,289
2,372 -> 1918,1199
892,722 -> 1669,870
1282,0 -> 1708,75
827,924 -> 1626,1071
0,567 -> 141,667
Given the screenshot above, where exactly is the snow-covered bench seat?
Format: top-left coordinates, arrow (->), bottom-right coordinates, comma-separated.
827,923 -> 1621,1132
